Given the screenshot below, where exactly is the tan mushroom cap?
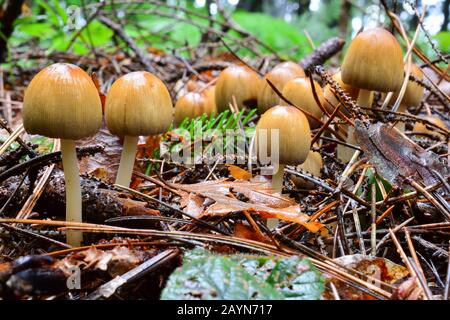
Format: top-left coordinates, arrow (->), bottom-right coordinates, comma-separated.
105,71 -> 173,136
413,115 -> 447,139
255,105 -> 311,165
215,65 -> 260,112
324,71 -> 359,116
392,64 -> 424,107
341,28 -> 404,92
203,85 -> 217,113
291,147 -> 323,189
281,78 -> 325,128
23,63 -> 102,140
275,61 -> 306,75
174,91 -> 217,125
258,62 -> 305,113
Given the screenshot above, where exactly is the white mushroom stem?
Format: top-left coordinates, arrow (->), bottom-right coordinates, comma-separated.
60,139 -> 82,247
268,164 -> 285,229
116,135 -> 139,187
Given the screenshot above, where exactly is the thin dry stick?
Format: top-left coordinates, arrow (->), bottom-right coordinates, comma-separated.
370,183 -> 377,256
404,228 -> 433,299
16,139 -> 60,220
389,228 -> 428,300
445,241 -> 450,300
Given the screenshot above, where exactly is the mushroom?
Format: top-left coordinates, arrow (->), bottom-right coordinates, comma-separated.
255,105 -> 311,227
341,28 -> 404,108
390,64 -> 424,131
23,63 -> 102,246
281,77 -> 325,128
323,71 -> 360,162
413,115 -> 447,140
174,91 -> 217,125
290,146 -> 323,189
105,71 -> 173,187
215,64 -> 260,113
258,62 -> 305,113
340,28 -> 403,162
323,71 -> 359,116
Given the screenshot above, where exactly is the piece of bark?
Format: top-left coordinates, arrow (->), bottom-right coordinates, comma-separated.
0,169 -> 159,222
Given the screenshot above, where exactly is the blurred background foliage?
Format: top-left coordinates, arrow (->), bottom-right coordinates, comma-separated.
0,0 -> 449,69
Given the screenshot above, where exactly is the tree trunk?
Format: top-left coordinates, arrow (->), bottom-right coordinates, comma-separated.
0,0 -> 24,63
442,0 -> 449,31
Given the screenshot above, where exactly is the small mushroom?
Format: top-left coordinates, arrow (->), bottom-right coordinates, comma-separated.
105,71 -> 173,187
215,65 -> 260,112
23,63 -> 103,246
290,146 -> 323,189
341,28 -> 404,108
255,105 -> 311,227
281,77 -> 325,128
413,115 -> 447,140
258,62 -> 305,113
174,91 -> 217,125
323,71 -> 360,162
323,71 -> 359,116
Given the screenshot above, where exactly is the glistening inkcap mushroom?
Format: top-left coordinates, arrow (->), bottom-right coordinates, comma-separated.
258,62 -> 305,113
174,91 -> 217,125
23,63 -> 102,246
341,27 -> 404,108
281,77 -> 325,128
255,105 -> 311,227
215,64 -> 260,113
105,71 -> 173,187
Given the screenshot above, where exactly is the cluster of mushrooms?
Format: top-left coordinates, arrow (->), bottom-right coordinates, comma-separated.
21,27 -> 445,246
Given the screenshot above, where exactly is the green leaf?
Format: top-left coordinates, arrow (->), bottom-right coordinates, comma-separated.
161,254 -> 283,300
433,31 -> 450,53
161,249 -> 325,300
266,257 -> 325,300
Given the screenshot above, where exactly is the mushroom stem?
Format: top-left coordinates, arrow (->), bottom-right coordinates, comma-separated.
268,164 -> 285,229
116,135 -> 139,187
60,139 -> 82,247
356,89 -> 373,108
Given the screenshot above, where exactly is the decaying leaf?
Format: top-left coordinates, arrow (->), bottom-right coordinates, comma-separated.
172,178 -> 324,232
227,164 -> 252,180
78,128 -> 123,183
334,254 -> 409,284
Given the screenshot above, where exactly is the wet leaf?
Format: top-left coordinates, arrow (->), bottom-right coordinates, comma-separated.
227,164 -> 252,180
161,249 -> 325,300
172,179 -> 324,232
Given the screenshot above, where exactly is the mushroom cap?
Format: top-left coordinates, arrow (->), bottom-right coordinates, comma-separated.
281,78 -> 325,128
341,28 -> 404,92
323,71 -> 359,116
203,85 -> 217,113
255,105 -> 311,165
174,91 -> 217,125
105,71 -> 173,136
274,61 -> 306,75
392,64 -> 424,107
413,115 -> 447,139
23,63 -> 102,140
215,65 -> 260,112
258,62 -> 305,113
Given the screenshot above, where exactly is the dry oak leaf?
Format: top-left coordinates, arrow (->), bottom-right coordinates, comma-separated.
172,178 -> 324,233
